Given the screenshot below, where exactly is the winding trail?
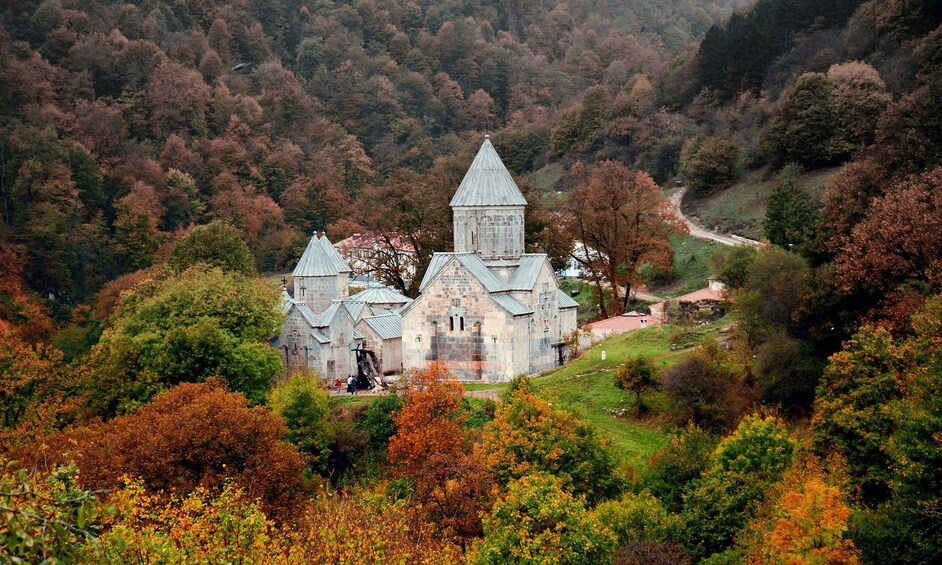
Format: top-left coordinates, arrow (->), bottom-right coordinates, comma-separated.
669,188 -> 762,247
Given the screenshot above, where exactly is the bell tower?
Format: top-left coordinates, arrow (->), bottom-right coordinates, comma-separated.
451,135 -> 528,261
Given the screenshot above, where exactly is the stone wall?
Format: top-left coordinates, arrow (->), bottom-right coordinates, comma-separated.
453,206 -> 525,260
402,260 -> 526,381
294,275 -> 340,313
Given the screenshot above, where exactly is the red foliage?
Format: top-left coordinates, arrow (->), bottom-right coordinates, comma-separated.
835,167 -> 942,293
388,363 -> 495,539
24,379 -> 305,519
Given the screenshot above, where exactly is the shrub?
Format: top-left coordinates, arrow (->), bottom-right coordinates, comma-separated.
470,473 -> 616,565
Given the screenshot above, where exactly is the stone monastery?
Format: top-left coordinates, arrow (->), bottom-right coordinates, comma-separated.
274,136 -> 578,383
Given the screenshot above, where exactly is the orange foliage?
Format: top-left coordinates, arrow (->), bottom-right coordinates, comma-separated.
745,460 -> 860,565
97,481 -> 462,564
0,242 -> 53,343
388,362 -> 495,539
388,362 -> 467,476
24,379 -> 305,519
0,333 -> 85,453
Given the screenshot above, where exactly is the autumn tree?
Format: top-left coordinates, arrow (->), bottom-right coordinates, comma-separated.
741,459 -> 861,565
680,415 -> 796,560
0,333 -> 83,451
469,473 -> 616,565
835,167 -> 942,294
388,363 -> 493,539
614,356 -> 659,416
355,167 -> 454,294
565,161 -> 684,315
26,379 -> 306,519
476,383 -> 621,505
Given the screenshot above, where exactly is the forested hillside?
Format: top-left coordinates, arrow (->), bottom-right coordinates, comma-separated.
0,0 -> 752,321
2,0 -> 942,563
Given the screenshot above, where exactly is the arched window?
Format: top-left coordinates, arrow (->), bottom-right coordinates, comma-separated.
450,317 -> 455,331
460,317 -> 465,331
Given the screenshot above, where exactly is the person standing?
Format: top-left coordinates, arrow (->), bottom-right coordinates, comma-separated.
347,375 -> 357,395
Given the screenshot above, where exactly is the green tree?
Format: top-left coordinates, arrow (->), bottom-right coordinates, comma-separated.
765,164 -> 819,252
764,73 -> 837,167
644,424 -> 719,512
710,245 -> 758,289
0,462 -> 114,564
888,298 -> 942,510
470,473 -> 616,565
88,267 -> 282,414
595,490 -> 675,546
476,388 -> 622,505
168,221 -> 256,276
681,414 -> 796,560
811,326 -> 903,502
681,136 -> 740,196
269,372 -> 333,474
614,356 -> 659,416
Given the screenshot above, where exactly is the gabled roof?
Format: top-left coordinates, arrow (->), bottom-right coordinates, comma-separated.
293,233 -> 351,277
419,252 -> 510,293
450,136 -> 528,207
491,294 -> 533,316
556,289 -> 580,309
292,303 -> 322,327
507,254 -> 548,291
280,289 -> 294,316
349,282 -> 413,306
287,300 -> 350,329
343,300 -> 371,322
360,313 -> 403,340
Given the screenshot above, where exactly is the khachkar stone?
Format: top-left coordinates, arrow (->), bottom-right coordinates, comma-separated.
450,135 -> 527,261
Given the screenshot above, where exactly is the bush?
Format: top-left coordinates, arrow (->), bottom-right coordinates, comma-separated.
470,473 -> 616,565
661,347 -> 747,433
477,387 -> 623,505
681,136 -> 740,196
269,372 -> 333,475
644,424 -> 719,512
680,415 -> 796,560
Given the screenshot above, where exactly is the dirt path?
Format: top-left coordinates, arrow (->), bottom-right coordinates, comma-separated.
464,388 -> 501,401
670,188 -> 762,247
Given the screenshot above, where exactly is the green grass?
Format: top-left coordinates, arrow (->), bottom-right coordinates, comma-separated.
685,167 -> 840,240
649,234 -> 723,298
528,162 -> 566,193
467,314 -> 738,469
560,278 -> 616,323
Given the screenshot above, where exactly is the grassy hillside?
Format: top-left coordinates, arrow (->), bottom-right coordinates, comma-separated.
684,167 -> 840,240
649,234 -> 723,298
468,313 -> 737,469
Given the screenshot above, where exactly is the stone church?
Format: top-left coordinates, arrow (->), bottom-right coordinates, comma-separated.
275,135 -> 577,383
400,135 -> 578,381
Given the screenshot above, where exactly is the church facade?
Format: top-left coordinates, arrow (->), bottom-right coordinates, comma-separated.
400,136 -> 578,381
